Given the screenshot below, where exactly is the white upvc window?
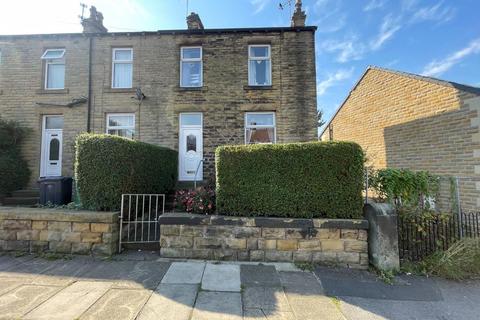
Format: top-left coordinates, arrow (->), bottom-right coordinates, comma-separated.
245,112 -> 276,144
106,113 -> 135,139
112,48 -> 133,88
180,46 -> 202,87
41,49 -> 65,90
248,45 -> 271,86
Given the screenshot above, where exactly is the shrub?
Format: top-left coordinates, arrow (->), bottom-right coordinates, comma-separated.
75,133 -> 177,211
215,141 -> 365,218
175,185 -> 216,215
0,118 -> 31,194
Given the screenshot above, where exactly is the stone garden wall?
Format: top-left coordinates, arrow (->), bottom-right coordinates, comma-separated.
159,213 -> 369,269
0,207 -> 118,255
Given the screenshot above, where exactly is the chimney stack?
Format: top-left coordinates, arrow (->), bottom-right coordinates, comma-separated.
291,0 -> 307,27
186,12 -> 204,30
81,6 -> 108,33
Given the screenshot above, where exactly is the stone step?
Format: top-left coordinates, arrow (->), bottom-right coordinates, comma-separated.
11,189 -> 40,198
2,197 -> 39,206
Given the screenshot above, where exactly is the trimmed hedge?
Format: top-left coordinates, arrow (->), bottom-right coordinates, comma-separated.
0,118 -> 31,194
75,133 -> 177,211
216,141 -> 365,219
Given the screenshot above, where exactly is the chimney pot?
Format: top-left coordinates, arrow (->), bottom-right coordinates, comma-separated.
81,6 -> 108,33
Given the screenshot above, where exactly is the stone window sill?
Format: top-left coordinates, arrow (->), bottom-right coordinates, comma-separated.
103,88 -> 137,93
176,86 -> 208,92
36,88 -> 69,94
244,85 -> 273,91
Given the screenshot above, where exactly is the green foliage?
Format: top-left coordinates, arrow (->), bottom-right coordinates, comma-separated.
402,238 -> 480,280
368,168 -> 439,209
0,118 -> 31,194
75,133 -> 177,211
215,141 -> 365,218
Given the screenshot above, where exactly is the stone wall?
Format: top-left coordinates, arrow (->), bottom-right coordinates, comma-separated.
159,213 -> 369,269
0,207 -> 118,255
320,67 -> 480,211
0,27 -> 317,185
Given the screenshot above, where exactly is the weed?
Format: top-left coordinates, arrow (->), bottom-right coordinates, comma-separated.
294,261 -> 315,272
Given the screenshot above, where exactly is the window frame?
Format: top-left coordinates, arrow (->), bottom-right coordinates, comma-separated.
41,49 -> 66,90
106,113 -> 135,139
248,44 -> 272,87
111,48 -> 133,89
180,46 -> 203,88
244,111 -> 276,144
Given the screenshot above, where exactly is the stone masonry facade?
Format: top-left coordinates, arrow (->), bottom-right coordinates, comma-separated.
0,207 -> 118,255
159,214 -> 369,269
320,67 -> 480,211
0,20 -> 317,187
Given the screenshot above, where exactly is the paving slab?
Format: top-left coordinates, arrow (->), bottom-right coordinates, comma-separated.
77,260 -> 170,289
137,284 -> 198,320
241,265 -> 281,287
191,291 -> 242,320
279,272 -> 344,320
161,261 -> 205,284
314,266 -> 443,301
242,287 -> 291,312
0,278 -> 24,295
80,288 -> 151,320
0,284 -> 62,319
243,308 -> 297,320
24,281 -> 112,320
202,263 -> 240,292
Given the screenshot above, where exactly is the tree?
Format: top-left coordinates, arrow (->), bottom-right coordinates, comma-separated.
316,109 -> 326,128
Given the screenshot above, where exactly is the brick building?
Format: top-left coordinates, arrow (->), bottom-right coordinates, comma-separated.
320,66 -> 480,211
0,3 -> 317,191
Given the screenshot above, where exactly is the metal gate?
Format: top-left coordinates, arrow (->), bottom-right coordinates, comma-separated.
119,194 -> 165,252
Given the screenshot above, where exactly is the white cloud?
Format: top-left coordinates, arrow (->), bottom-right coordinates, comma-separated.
370,15 -> 401,50
321,38 -> 365,63
251,0 -> 271,15
312,1 -> 347,33
411,2 -> 456,24
363,0 -> 387,12
422,38 -> 480,77
317,68 -> 354,96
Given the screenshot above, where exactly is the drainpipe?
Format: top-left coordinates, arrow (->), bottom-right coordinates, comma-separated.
86,36 -> 93,132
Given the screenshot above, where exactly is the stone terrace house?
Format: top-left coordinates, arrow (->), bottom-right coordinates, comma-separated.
0,2 -> 317,190
320,66 -> 480,211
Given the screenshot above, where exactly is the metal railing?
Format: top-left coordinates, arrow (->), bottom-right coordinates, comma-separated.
118,194 -> 165,252
193,159 -> 204,189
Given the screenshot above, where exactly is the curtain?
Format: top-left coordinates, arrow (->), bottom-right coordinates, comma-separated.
182,61 -> 201,86
47,63 -> 65,89
113,63 -> 132,88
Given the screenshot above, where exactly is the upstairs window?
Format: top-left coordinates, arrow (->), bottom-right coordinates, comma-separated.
106,113 -> 135,139
112,48 -> 133,88
248,45 -> 271,86
245,112 -> 276,144
180,47 -> 202,87
41,49 -> 65,90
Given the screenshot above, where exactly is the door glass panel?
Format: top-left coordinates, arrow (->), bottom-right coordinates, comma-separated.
181,114 -> 201,126
49,138 -> 60,161
45,116 -> 63,129
186,134 -> 197,152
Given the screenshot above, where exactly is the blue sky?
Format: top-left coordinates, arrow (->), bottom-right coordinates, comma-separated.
1,0 -> 479,128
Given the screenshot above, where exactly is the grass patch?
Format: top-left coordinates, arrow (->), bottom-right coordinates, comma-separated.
294,261 -> 315,272
402,238 -> 480,281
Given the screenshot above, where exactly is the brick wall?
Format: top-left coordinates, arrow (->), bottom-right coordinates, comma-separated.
0,207 -> 118,255
321,68 -> 480,211
159,214 -> 369,269
0,29 -> 317,187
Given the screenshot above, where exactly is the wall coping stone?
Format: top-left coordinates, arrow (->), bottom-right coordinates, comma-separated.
159,212 -> 368,230
0,207 -> 118,223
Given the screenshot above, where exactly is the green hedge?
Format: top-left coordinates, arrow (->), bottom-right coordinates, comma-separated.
75,133 -> 177,211
0,118 -> 31,194
216,141 -> 365,219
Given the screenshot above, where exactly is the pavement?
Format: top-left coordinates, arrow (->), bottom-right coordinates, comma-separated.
0,251 -> 478,320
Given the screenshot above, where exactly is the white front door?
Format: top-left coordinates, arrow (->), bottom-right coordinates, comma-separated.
179,113 -> 203,181
40,115 -> 63,177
